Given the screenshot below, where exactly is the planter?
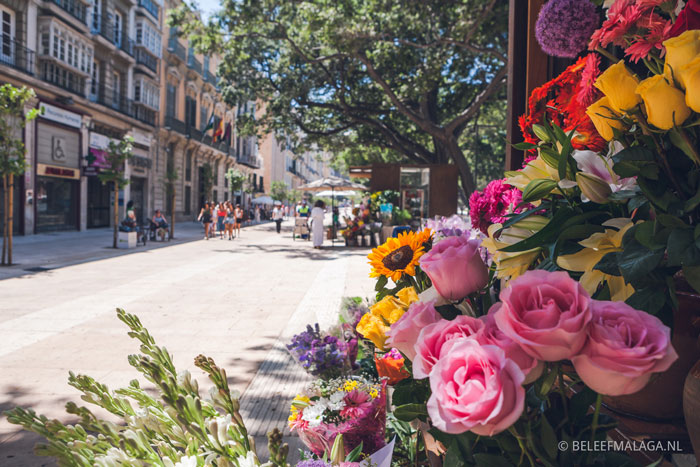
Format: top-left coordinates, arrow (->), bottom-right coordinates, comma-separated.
603,281 -> 700,421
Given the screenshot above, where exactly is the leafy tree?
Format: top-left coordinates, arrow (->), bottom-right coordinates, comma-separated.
170,0 -> 508,199
225,168 -> 246,194
270,181 -> 289,202
200,163 -> 213,203
98,137 -> 134,249
0,85 -> 39,265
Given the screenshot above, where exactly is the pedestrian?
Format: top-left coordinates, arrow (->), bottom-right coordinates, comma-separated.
224,201 -> 235,240
151,209 -> 169,241
299,200 -> 310,218
311,200 -> 325,249
234,204 -> 244,238
255,205 -> 261,223
198,202 -> 213,240
216,202 -> 227,239
272,203 -> 284,234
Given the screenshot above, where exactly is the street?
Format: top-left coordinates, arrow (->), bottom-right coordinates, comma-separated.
0,218 -> 374,466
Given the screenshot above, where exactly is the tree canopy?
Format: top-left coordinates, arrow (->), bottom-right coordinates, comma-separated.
171,0 -> 508,198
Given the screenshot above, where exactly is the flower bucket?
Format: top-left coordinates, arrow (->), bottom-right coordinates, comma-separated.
603,279 -> 700,421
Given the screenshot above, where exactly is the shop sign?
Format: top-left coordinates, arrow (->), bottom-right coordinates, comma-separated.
52,136 -> 67,162
89,132 -> 118,150
39,103 -> 82,129
83,148 -> 110,176
38,163 -> 80,180
131,130 -> 152,148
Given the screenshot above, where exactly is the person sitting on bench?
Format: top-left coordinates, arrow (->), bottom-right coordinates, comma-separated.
151,209 -> 169,241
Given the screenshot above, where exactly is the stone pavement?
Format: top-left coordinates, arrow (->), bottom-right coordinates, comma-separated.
0,217 -> 375,466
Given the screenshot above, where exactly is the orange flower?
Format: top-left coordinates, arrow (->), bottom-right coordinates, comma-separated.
374,350 -> 410,385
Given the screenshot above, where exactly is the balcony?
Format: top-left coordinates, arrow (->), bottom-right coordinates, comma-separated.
138,0 -> 159,21
92,14 -> 135,57
165,115 -> 186,135
0,38 -> 36,76
92,84 -> 133,118
186,126 -> 203,140
167,37 -> 186,62
205,69 -> 217,85
133,105 -> 156,126
40,61 -> 86,97
238,153 -> 261,169
135,48 -> 158,73
48,0 -> 87,24
187,53 -> 202,75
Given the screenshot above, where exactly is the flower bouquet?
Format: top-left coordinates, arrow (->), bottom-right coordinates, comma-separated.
287,324 -> 358,380
289,376 -> 387,457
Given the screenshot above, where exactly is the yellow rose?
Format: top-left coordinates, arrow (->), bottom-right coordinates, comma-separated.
663,30 -> 700,86
680,57 -> 700,112
395,286 -> 419,307
636,75 -> 691,130
594,61 -> 642,113
356,312 -> 390,349
370,296 -> 406,324
586,97 -> 626,141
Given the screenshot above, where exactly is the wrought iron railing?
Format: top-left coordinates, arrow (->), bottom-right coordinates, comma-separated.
49,0 -> 87,24
40,61 -> 86,96
0,38 -> 35,76
167,37 -> 186,62
187,53 -> 202,75
133,105 -> 156,126
238,154 -> 261,169
138,0 -> 159,21
165,115 -> 186,135
135,48 -> 158,73
92,14 -> 135,57
205,69 -> 217,85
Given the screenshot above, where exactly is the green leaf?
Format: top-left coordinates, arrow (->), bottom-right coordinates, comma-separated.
374,275 -> 388,292
522,179 -> 558,203
570,387 -> 597,423
512,141 -> 537,150
685,185 -> 700,213
538,365 -> 559,397
612,146 -> 655,163
625,287 -> 667,315
393,403 -> 428,422
540,415 -> 558,460
345,442 -> 364,462
473,454 -> 513,467
593,252 -> 622,276
444,440 -> 466,467
683,265 -> 700,294
532,124 -> 551,142
634,221 -> 665,250
500,208 -> 575,253
656,214 -> 688,229
539,147 -> 559,168
668,229 -> 694,267
669,127 -> 699,163
617,241 -> 664,282
499,203 -> 550,231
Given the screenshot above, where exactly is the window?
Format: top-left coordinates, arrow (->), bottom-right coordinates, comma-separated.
185,150 -> 192,181
113,72 -> 120,104
213,190 -> 218,203
213,163 -> 218,185
200,104 -> 209,131
166,84 -> 176,117
0,7 -> 15,64
40,21 -> 93,75
203,55 -> 209,74
185,96 -> 196,128
135,19 -> 161,57
90,60 -> 99,98
114,12 -> 122,47
134,77 -> 160,110
184,185 -> 191,214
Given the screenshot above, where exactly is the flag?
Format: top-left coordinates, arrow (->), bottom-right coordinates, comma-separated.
203,111 -> 215,134
213,118 -> 225,142
223,122 -> 232,143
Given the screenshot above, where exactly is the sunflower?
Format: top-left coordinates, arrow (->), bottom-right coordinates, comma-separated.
368,230 -> 428,282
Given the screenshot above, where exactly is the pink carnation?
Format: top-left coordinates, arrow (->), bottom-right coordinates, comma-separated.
469,179 -> 528,235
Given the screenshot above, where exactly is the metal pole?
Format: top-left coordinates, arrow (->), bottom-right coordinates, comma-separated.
331,185 -> 335,247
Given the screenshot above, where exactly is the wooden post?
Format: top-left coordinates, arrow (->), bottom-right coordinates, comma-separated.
170,187 -> 175,240
113,182 -> 119,249
2,174 -> 6,265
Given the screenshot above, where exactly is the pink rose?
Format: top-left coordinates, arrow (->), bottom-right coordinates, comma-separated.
427,339 -> 525,435
494,270 -> 592,361
413,315 -> 484,379
572,300 -> 678,396
477,305 -> 544,384
387,300 -> 441,360
419,235 -> 489,301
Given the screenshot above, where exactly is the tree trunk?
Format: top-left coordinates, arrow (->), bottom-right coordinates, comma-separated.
7,173 -> 13,265
113,182 -> 119,249
170,187 -> 175,240
443,136 -> 477,200
2,174 -> 7,265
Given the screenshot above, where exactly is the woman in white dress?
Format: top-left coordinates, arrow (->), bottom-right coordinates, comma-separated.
311,200 -> 326,249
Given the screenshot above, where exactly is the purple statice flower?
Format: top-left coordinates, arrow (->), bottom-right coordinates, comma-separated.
535,0 -> 599,58
296,460 -> 331,467
426,214 -> 481,243
288,324 -> 349,379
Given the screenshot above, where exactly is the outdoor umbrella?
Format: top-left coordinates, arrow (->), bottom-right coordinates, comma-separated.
315,189 -> 358,197
252,195 -> 274,204
298,176 -> 368,245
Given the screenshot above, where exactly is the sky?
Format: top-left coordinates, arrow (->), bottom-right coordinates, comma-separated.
192,0 -> 220,18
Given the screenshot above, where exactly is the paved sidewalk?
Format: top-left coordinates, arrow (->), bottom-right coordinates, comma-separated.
0,217 -> 375,466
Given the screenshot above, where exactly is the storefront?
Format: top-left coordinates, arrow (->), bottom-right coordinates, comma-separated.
34,103 -> 83,233
85,132 -> 116,228
129,130 -> 152,225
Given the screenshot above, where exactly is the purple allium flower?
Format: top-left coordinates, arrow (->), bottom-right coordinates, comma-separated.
535,0 -> 599,58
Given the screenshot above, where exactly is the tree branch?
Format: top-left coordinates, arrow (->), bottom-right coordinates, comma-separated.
445,65 -> 507,134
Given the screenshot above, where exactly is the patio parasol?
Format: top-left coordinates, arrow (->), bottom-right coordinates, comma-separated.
251,195 -> 274,204
298,176 -> 368,246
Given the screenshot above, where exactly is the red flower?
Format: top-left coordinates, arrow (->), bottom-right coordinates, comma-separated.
668,0 -> 700,37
